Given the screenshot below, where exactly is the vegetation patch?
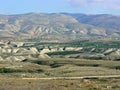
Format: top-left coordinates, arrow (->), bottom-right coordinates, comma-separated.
47,51 -> 82,56
50,63 -> 63,68
0,68 -> 23,73
0,68 -> 44,73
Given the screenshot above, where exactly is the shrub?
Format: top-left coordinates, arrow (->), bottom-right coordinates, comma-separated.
0,68 -> 20,73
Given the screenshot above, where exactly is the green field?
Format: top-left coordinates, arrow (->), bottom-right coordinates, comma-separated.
22,40 -> 120,48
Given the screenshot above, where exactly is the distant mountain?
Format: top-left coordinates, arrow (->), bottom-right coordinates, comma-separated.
0,13 -> 119,41
64,13 -> 120,37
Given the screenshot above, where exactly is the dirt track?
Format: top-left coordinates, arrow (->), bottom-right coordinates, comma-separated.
22,75 -> 120,80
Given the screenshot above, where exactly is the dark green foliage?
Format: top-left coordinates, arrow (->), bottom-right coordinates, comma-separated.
75,64 -> 101,67
69,40 -> 120,48
20,40 -> 120,49
50,63 -> 63,68
47,51 -> 82,56
0,68 -> 44,73
0,68 -> 22,73
36,69 -> 44,73
79,40 -> 116,48
0,44 -> 4,47
32,60 -> 54,65
112,66 -> 120,70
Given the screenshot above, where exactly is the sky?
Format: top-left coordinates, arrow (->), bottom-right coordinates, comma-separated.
0,0 -> 120,15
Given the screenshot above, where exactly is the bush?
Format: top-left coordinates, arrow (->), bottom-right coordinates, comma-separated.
115,66 -> 120,70
36,69 -> 44,73
33,60 -> 54,65
0,68 -> 20,73
0,68 -> 44,73
50,63 -> 63,68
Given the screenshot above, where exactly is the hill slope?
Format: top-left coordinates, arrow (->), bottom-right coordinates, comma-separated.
0,13 -> 120,41
64,13 -> 120,37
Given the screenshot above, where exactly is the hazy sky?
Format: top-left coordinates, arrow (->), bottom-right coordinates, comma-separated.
0,0 -> 120,14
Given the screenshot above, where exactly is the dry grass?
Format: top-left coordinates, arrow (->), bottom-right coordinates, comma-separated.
0,58 -> 120,78
0,58 -> 120,90
0,77 -> 119,90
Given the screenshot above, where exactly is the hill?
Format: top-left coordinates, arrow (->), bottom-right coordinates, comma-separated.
64,13 -> 120,37
0,13 -> 120,41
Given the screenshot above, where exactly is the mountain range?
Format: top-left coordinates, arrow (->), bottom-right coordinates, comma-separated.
0,13 -> 120,41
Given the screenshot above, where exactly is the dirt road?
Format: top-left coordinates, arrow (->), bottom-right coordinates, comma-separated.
22,75 -> 120,80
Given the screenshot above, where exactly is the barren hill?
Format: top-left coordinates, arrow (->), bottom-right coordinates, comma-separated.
0,13 -> 120,41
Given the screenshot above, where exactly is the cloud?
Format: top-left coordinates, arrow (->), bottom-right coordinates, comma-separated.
107,0 -> 120,9
68,0 -> 104,7
68,0 -> 120,9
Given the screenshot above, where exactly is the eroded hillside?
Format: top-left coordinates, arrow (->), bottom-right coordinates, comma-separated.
0,40 -> 120,61
0,13 -> 120,41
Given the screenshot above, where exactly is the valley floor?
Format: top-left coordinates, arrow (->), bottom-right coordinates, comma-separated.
0,58 -> 120,90
0,77 -> 120,90
0,41 -> 120,90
